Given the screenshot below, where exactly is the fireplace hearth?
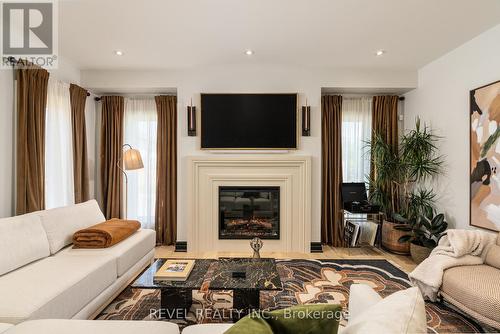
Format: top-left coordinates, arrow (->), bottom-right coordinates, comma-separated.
219,186 -> 280,239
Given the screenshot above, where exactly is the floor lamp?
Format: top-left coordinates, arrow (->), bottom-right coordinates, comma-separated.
117,144 -> 144,219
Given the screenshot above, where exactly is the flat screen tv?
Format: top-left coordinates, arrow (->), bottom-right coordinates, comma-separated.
201,93 -> 297,149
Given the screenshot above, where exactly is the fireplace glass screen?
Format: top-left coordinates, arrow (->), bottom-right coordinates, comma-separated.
219,186 -> 280,239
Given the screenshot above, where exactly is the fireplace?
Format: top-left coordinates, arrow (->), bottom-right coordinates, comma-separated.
219,186 -> 280,239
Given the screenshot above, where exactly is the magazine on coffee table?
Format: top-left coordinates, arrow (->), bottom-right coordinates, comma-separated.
154,259 -> 195,281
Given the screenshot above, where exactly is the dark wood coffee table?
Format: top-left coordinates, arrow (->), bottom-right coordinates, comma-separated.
132,258 -> 282,320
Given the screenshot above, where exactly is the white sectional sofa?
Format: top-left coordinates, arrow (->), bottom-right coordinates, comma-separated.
0,200 -> 156,324
0,320 -> 180,334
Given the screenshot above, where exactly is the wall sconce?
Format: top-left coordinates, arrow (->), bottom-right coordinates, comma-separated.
187,99 -> 196,136
302,100 -> 311,136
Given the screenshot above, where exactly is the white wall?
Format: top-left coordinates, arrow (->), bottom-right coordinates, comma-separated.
82,64 -> 417,242
405,24 -> 500,230
0,69 -> 14,218
48,56 -> 81,85
0,58 -> 82,218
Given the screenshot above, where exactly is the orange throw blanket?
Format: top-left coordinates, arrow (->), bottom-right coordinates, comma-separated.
73,219 -> 141,248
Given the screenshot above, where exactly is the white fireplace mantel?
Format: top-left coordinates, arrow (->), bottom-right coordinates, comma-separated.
187,155 -> 312,253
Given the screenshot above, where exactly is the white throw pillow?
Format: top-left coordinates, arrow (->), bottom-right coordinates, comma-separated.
348,283 -> 383,320
343,286 -> 427,334
0,214 -> 50,276
35,200 -> 106,254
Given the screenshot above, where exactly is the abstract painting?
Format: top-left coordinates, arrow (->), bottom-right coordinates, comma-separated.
470,80 -> 500,232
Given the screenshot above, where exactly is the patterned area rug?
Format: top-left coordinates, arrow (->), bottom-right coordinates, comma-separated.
97,259 -> 486,333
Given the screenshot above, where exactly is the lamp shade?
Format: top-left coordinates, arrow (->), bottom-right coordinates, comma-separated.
123,148 -> 144,170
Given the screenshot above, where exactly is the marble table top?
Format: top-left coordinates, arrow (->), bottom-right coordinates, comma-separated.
132,258 -> 282,291
209,258 -> 282,290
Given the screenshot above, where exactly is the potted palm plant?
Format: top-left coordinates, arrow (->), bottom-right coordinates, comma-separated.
393,212 -> 448,263
368,117 -> 444,254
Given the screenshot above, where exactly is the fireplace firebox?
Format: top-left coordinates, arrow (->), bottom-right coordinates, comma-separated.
219,186 -> 280,239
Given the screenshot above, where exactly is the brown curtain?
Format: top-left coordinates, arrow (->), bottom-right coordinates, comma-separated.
100,96 -> 124,219
16,64 -> 50,214
155,95 -> 177,245
372,95 -> 399,149
370,95 -> 399,181
321,95 -> 345,247
69,84 -> 90,203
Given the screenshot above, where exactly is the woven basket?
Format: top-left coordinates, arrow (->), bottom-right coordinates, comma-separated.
381,220 -> 410,255
410,242 -> 432,264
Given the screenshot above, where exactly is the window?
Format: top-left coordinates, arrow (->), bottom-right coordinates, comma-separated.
124,98 -> 157,229
45,78 -> 75,209
341,97 -> 372,183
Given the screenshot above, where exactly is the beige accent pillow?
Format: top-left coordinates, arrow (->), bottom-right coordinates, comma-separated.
0,214 -> 50,276
35,200 -> 106,254
348,284 -> 383,320
485,244 -> 500,269
343,287 -> 427,334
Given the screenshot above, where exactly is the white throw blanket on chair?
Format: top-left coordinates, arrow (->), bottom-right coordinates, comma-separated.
409,229 -> 496,301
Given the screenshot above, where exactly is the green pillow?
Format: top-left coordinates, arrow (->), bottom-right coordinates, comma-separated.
225,304 -> 342,334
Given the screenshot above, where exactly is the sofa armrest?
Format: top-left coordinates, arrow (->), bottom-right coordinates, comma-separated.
348,284 -> 383,321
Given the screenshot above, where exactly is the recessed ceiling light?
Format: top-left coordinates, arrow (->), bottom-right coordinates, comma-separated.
114,50 -> 124,56
245,49 -> 254,56
375,50 -> 386,56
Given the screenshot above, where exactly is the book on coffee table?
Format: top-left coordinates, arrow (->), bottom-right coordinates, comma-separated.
154,259 -> 195,281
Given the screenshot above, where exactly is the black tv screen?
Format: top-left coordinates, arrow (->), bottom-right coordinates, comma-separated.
201,93 -> 297,149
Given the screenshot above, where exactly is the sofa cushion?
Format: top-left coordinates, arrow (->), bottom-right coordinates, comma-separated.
35,200 -> 106,254
225,304 -> 342,334
0,214 -> 50,276
343,287 -> 426,334
442,264 -> 500,324
60,229 -> 155,276
0,253 -> 116,324
3,320 -> 179,334
485,244 -> 500,269
182,324 -> 234,334
0,324 -> 13,334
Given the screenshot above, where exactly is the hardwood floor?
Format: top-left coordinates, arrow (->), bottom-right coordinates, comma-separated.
155,245 -> 417,273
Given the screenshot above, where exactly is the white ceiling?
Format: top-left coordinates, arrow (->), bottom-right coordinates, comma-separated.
59,0 -> 500,71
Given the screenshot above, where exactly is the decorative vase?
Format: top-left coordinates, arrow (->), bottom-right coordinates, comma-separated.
250,237 -> 263,259
381,220 -> 410,255
410,242 -> 432,264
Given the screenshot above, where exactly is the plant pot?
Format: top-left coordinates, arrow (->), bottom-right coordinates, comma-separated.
410,242 -> 432,264
381,220 -> 410,255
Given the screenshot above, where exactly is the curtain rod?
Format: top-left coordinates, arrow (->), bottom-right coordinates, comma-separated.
94,93 -> 176,102
5,56 -> 17,66
323,93 -> 405,101
7,56 -> 95,98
